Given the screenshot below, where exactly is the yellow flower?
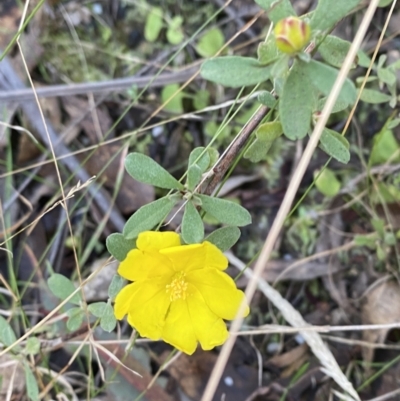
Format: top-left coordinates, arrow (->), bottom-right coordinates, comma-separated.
274,17 -> 311,55
114,231 -> 249,355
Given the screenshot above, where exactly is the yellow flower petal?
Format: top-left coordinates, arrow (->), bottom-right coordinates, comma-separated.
118,249 -> 174,282
161,241 -> 228,273
161,286 -> 229,354
114,283 -> 136,320
188,268 -> 249,320
186,285 -> 229,350
137,231 -> 181,252
161,300 -> 198,355
124,278 -> 171,339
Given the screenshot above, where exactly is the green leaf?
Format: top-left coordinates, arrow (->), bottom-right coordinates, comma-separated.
0,315 -> 17,347
354,234 -> 377,248
318,35 -> 352,68
24,363 -> 39,401
371,218 -> 385,237
182,201 -> 204,244
108,275 -> 125,301
188,147 -> 211,173
144,7 -> 163,42
319,128 -> 350,164
300,60 -> 357,107
198,195 -> 251,226
370,130 -> 400,166
88,302 -> 108,318
207,147 -> 219,168
125,152 -> 184,190
244,121 -> 282,162
100,303 -> 117,332
187,165 -> 203,191
205,226 -> 241,251
379,0 -> 394,7
280,61 -> 313,140
166,16 -> 184,45
257,91 -> 276,107
193,90 -> 210,110
66,307 -> 84,331
48,273 -> 81,305
123,196 -> 176,240
254,0 -> 296,22
315,168 -> 341,197
25,337 -> 40,356
195,27 -> 225,58
310,0 -> 362,32
257,40 -> 280,65
387,118 -> 400,130
161,83 -> 184,113
360,88 -> 392,104
377,67 -> 397,87
201,57 -> 272,88
106,233 -> 136,262
318,97 -> 349,113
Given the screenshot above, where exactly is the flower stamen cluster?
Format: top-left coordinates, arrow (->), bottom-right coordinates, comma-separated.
166,272 -> 188,301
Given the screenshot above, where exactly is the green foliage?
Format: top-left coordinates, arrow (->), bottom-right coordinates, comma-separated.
66,307 -> 84,331
123,197 -> 176,240
197,194 -> 252,226
108,275 -> 126,301
280,61 -> 313,139
257,38 -> 281,65
125,153 -> 184,190
369,129 -> 400,166
187,165 -> 203,191
25,337 -> 40,356
205,226 -> 241,251
319,129 -> 350,164
100,303 -> 117,332
188,147 -> 211,173
88,301 -> 117,332
315,168 -> 341,197
318,35 -> 352,68
300,60 -> 357,107
182,201 -> 204,243
310,0 -> 362,32
24,363 -> 39,401
360,88 -> 392,104
167,16 -> 184,44
195,27 -> 225,57
48,274 -> 81,305
254,0 -> 296,22
317,97 -> 349,114
245,121 -> 283,162
106,233 -> 136,262
378,0 -> 394,6
161,84 -> 184,113
201,57 -> 272,87
0,315 -> 17,347
193,90 -> 210,110
144,7 -> 163,42
257,91 -> 276,107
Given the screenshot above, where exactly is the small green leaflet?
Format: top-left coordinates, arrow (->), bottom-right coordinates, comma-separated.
205,226 -> 241,252
198,195 -> 251,226
125,153 -> 184,190
47,274 -> 81,305
201,56 -> 272,88
123,196 -> 176,240
182,201 -> 204,244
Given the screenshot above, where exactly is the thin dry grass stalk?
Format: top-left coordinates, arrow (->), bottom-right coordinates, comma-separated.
201,1 -> 382,400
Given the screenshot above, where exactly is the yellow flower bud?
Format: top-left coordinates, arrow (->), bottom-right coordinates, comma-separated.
274,17 -> 311,55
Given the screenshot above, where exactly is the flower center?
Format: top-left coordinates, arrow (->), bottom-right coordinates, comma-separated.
166,272 -> 188,301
